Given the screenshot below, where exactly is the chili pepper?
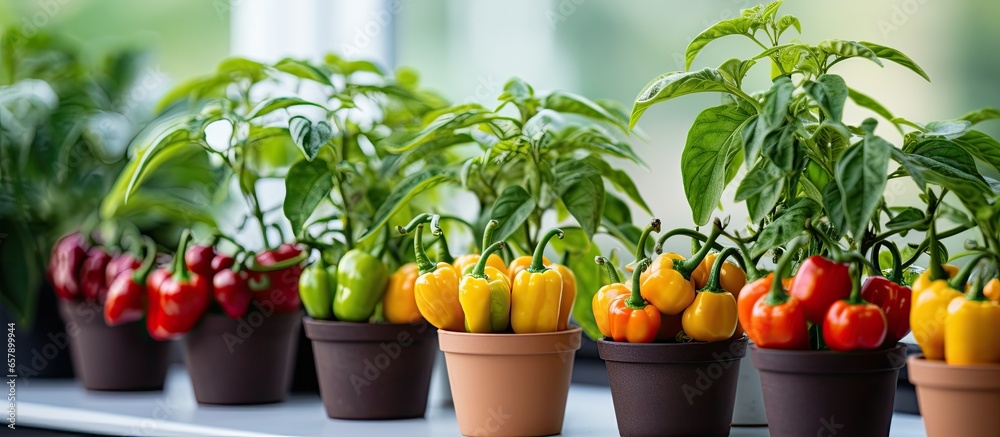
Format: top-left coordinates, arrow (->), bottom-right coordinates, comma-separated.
80,247 -> 112,302
551,263 -> 577,332
146,230 -> 211,340
747,237 -> 809,350
250,243 -> 306,313
409,222 -> 464,331
383,263 -> 422,324
682,247 -> 740,342
609,258 -> 660,343
214,264 -> 252,320
691,252 -> 747,295
945,276 -> 1000,365
459,241 -> 511,333
333,249 -> 389,322
985,278 -> 1000,302
823,261 -> 889,351
453,220 -> 508,276
185,244 -> 217,278
592,256 -> 630,338
641,220 -> 724,315
510,228 -> 565,334
104,238 -> 157,327
861,242 -> 911,345
211,253 -> 235,272
299,256 -> 335,320
910,228 -> 975,360
49,232 -> 88,300
105,252 -> 141,290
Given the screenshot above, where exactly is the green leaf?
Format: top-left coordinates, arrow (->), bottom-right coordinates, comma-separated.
284,158 -> 334,236
684,17 -> 754,70
274,58 -> 333,86
101,128 -> 197,217
561,172 -> 606,240
858,41 -> 930,81
959,108 -> 1000,125
358,169 -> 451,242
953,130 -> 1000,177
751,198 -> 819,258
718,58 -> 757,88
489,186 -> 537,243
804,74 -> 847,122
392,110 -> 521,153
823,183 -> 848,238
776,15 -> 801,36
920,120 -> 971,140
542,90 -> 628,132
762,122 -> 798,173
289,116 -> 333,161
892,142 -> 991,210
681,104 -> 755,225
580,156 -> 652,214
249,97 -> 325,119
631,68 -> 732,128
216,57 -> 268,82
383,133 -> 474,176
835,119 -> 890,239
848,88 -> 894,121
817,40 -> 883,67
886,207 -> 927,231
736,160 -> 785,223
743,77 -> 791,167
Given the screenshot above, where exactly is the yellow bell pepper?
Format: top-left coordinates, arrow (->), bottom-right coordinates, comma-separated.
984,278 -> 1000,302
912,263 -> 958,293
409,224 -> 464,331
945,279 -> 1000,365
592,256 -> 630,338
459,241 -> 511,333
640,222 -> 724,315
682,248 -> 740,342
382,263 -> 422,324
912,279 -> 962,360
453,220 -> 509,276
508,255 -> 551,283
551,263 -> 576,331
691,252 -> 747,295
511,228 -> 564,334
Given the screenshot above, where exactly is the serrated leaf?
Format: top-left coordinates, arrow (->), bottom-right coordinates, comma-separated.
685,17 -> 754,70
858,41 -> 930,81
284,158 -> 334,235
489,186 -> 537,243
631,68 -> 732,128
682,104 -> 755,225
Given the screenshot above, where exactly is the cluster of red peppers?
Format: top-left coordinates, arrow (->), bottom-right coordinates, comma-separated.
49,228 -> 306,340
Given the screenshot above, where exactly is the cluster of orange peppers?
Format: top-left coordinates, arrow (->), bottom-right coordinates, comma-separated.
391,214 -> 577,334
592,219 -> 749,343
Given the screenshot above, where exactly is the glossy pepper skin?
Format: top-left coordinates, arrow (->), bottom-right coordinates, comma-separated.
823,264 -> 889,351
214,267 -> 252,320
985,278 -> 1000,302
861,276 -> 911,345
746,237 -> 809,350
737,274 -> 790,339
911,238 -> 970,360
146,230 -> 211,340
105,252 -> 141,289
251,243 -> 305,313
333,249 -> 389,322
912,263 -> 958,292
299,256 -> 335,320
410,223 -> 464,331
691,252 -> 747,295
592,256 -> 630,338
383,263 -> 422,324
104,238 -> 157,327
511,228 -> 565,334
788,255 -> 852,324
945,278 -> 1000,365
609,258 -> 660,343
682,248 -> 740,342
459,241 -> 511,333
49,232 -> 88,300
80,247 -> 112,302
453,219 -> 508,277
508,255 -> 551,283
551,263 -> 577,332
641,222 -> 722,315
185,244 -> 217,278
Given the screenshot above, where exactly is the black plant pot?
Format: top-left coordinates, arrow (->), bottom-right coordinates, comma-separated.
1,283 -> 75,379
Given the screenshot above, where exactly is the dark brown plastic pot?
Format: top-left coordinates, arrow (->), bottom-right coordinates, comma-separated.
303,318 -> 437,420
183,310 -> 300,405
751,344 -> 906,437
58,300 -> 169,391
908,354 -> 1000,436
598,336 -> 747,437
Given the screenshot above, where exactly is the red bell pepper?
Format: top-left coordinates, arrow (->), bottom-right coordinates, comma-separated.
185,244 -> 217,278
146,230 -> 211,340
105,252 -> 141,290
213,260 -> 252,319
104,238 -> 157,327
737,273 -> 774,338
211,253 -> 235,272
249,243 -> 306,314
48,232 -> 88,300
860,242 -> 911,345
80,247 -> 112,302
789,255 -> 851,324
824,264 -> 889,351
747,237 -> 810,350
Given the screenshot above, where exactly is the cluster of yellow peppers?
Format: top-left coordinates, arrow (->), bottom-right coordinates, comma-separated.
388,216 -> 576,334
592,219 -> 748,343
911,253 -> 1000,366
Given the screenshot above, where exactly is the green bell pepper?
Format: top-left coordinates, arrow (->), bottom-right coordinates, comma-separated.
299,257 -> 336,320
333,249 -> 390,322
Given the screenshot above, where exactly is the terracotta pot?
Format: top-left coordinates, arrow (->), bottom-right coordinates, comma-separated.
751,344 -> 906,437
908,354 -> 1000,436
183,310 -> 300,405
598,336 -> 747,437
303,318 -> 437,419
58,300 -> 169,391
439,328 -> 581,437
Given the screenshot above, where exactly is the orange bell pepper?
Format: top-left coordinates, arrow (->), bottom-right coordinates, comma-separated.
592,256 -> 629,338
609,258 -> 660,343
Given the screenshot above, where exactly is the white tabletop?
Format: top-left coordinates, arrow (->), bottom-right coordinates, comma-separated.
15,365 -> 926,436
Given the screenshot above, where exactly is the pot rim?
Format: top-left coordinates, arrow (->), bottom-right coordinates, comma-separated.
438,327 -> 582,355
907,354 -> 1000,389
751,343 -> 907,374
598,336 -> 748,364
303,317 -> 435,342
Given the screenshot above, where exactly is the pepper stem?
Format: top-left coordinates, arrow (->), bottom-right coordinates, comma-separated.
675,219 -> 724,278
171,229 -> 192,279
595,256 -> 622,284
413,224 -> 437,274
704,247 -> 739,293
397,213 -> 434,235
626,258 -> 652,309
948,252 -> 990,291
847,263 -> 864,304
471,241 -> 506,278
724,232 -> 762,281
653,228 -> 722,255
870,241 -> 904,284
482,220 -> 499,252
764,236 -> 807,306
131,236 -> 158,284
633,219 -> 661,263
805,219 -> 844,259
966,275 -> 986,301
435,233 -> 455,264
927,220 -> 948,281
527,228 -> 563,273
